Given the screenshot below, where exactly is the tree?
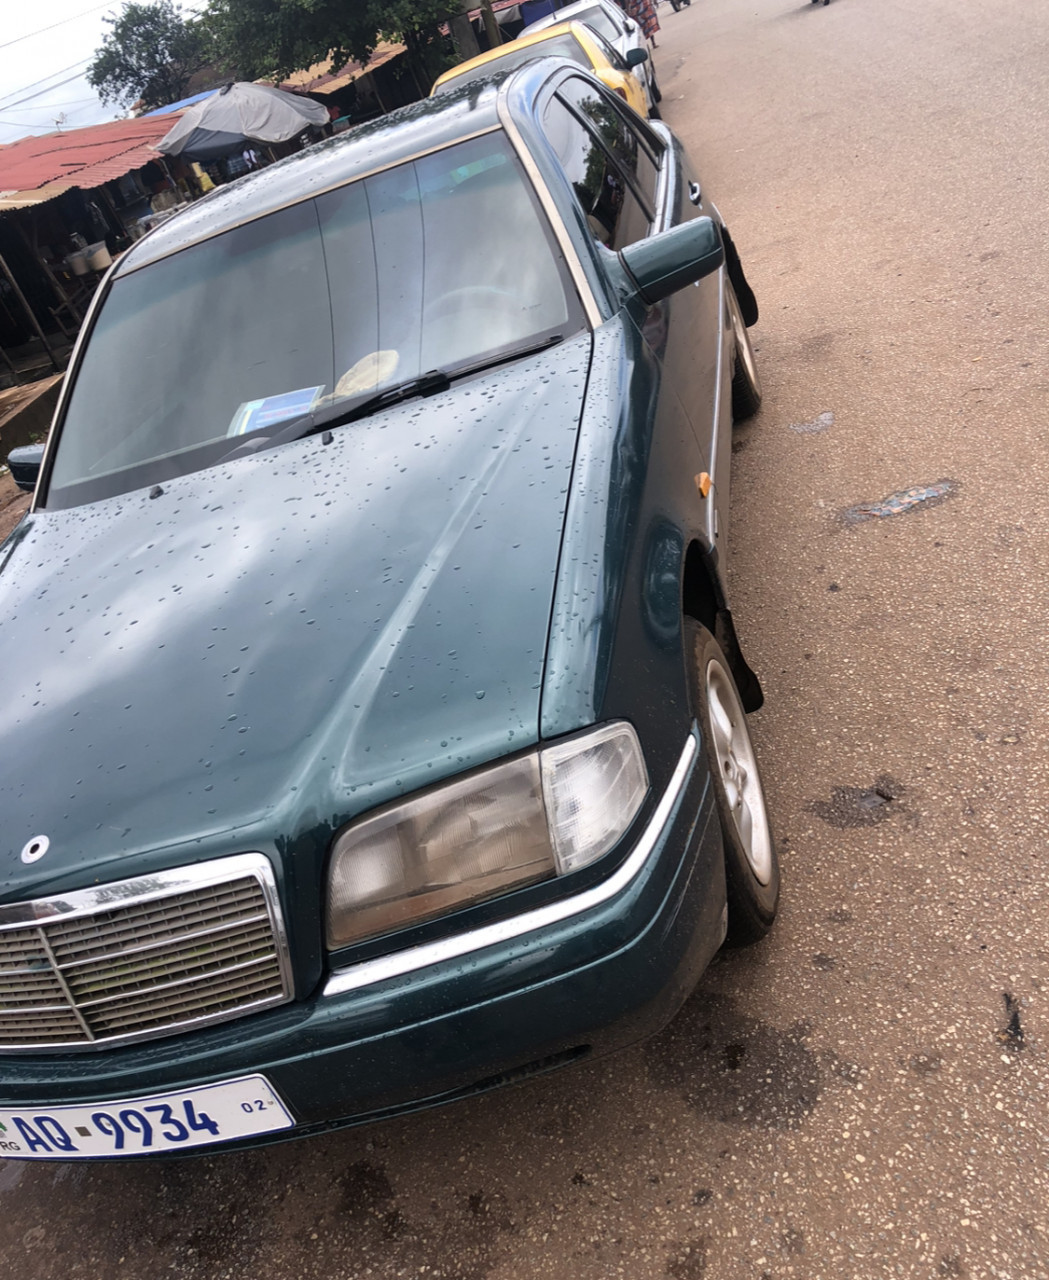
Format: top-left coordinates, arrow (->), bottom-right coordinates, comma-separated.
206,0 -> 462,93
87,1 -> 216,112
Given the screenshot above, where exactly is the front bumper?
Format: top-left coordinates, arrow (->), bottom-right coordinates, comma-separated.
0,731 -> 727,1156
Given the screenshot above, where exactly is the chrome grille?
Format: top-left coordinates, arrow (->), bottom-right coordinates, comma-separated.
0,855 -> 292,1052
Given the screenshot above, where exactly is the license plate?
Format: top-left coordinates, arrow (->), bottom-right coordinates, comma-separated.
0,1075 -> 294,1160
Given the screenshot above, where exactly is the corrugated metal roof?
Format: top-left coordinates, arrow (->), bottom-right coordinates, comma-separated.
276,41 -> 406,96
0,115 -> 177,210
0,182 -> 69,212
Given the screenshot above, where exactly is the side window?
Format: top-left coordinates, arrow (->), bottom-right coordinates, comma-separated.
557,75 -> 662,213
544,94 -> 649,250
587,27 -> 629,71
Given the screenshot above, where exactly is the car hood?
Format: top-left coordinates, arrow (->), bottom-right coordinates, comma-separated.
0,335 -> 591,894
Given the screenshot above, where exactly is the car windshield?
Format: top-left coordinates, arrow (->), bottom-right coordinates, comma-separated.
436,34 -> 594,93
46,132 -> 580,507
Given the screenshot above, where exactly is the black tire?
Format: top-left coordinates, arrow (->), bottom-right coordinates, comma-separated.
650,75 -> 662,104
687,622 -> 780,945
648,103 -> 662,120
727,282 -> 762,421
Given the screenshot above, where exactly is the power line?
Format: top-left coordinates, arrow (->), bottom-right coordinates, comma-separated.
0,2 -> 117,51
0,117 -> 74,131
0,4 -> 213,111
0,61 -> 94,111
0,97 -> 100,114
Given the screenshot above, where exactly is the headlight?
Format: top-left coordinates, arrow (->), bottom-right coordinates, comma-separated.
326,722 -> 648,948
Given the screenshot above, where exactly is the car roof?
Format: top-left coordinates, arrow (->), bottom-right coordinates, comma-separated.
520,0 -> 623,37
115,85 -> 507,276
431,22 -> 601,91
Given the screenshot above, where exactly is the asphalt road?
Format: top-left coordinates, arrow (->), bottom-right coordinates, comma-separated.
4,0 -> 1049,1276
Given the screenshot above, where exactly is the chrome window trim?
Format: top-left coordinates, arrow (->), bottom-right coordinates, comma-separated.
497,87 -> 605,330
0,852 -> 294,1054
323,729 -> 698,998
648,120 -> 673,232
28,254 -> 115,514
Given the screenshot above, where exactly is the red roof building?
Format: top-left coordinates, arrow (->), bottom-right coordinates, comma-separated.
0,115 -> 177,210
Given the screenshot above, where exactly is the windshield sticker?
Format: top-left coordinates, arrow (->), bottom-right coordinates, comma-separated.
227,386 -> 325,436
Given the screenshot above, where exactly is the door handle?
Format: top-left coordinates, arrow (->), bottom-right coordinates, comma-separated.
688,181 -> 702,206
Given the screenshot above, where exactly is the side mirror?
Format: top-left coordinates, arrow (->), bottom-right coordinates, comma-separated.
619,217 -> 724,305
7,443 -> 45,494
626,47 -> 649,67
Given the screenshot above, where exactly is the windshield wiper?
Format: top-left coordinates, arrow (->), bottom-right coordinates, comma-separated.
299,367 -> 459,436
222,333 -> 565,462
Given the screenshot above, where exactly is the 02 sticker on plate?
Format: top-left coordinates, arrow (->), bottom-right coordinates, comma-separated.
0,1074 -> 294,1159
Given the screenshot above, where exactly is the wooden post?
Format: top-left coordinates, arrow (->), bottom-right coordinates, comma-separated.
157,157 -> 178,190
479,0 -> 504,48
96,185 -> 125,238
369,73 -> 389,115
10,215 -> 81,326
0,252 -> 63,373
450,0 -> 482,59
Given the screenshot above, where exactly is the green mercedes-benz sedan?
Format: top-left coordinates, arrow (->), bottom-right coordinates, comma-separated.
0,58 -> 777,1160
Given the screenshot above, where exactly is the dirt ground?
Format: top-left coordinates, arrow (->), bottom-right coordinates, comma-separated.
0,469 -> 30,543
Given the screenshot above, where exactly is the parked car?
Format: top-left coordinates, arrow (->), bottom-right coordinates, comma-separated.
431,20 -> 651,118
518,0 -> 661,114
0,58 -> 773,1161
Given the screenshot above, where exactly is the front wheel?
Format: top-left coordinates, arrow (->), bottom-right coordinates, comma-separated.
727,281 -> 762,420
689,622 -> 780,945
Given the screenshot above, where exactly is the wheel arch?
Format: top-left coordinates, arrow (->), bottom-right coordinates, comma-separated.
681,540 -> 764,713
719,224 -> 758,327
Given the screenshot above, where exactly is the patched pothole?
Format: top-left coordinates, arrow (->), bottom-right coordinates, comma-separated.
789,410 -> 833,434
808,775 -> 905,828
841,479 -> 958,525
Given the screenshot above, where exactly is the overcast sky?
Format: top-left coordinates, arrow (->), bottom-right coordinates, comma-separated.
0,1 -> 204,148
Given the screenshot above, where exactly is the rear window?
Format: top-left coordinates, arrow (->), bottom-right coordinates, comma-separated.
571,7 -> 623,42
46,133 -> 582,507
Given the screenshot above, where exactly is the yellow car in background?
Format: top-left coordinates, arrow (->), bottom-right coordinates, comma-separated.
431,20 -> 651,119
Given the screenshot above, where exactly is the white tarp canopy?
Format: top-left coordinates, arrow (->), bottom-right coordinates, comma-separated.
157,82 -> 329,160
